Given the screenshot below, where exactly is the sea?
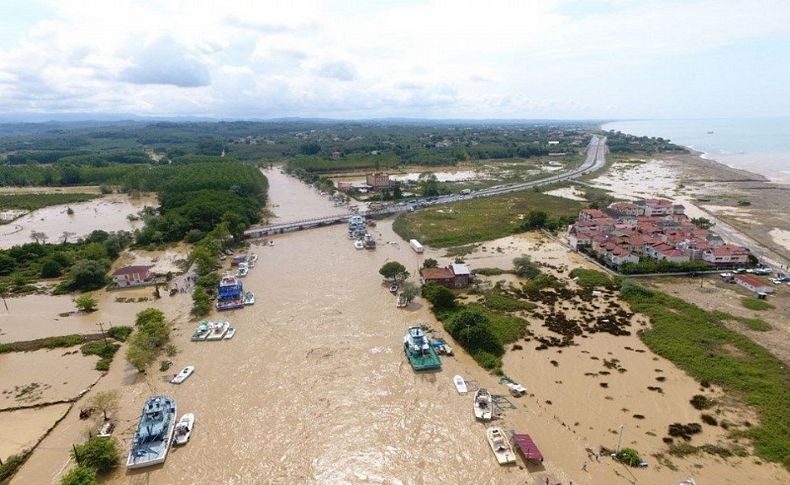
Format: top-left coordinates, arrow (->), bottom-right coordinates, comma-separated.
602,118 -> 790,183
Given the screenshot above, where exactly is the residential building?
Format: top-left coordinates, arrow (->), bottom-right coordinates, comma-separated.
366,173 -> 392,190
734,274 -> 774,294
421,264 -> 474,288
702,245 -> 751,265
112,265 -> 154,288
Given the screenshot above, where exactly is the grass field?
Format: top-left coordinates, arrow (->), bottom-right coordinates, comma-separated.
0,192 -> 100,212
392,190 -> 584,247
741,298 -> 775,311
620,282 -> 790,468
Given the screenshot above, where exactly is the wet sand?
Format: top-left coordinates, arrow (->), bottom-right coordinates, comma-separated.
0,194 -> 153,249
10,170 -> 789,484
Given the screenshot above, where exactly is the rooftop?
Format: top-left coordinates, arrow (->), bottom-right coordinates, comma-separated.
112,265 -> 153,276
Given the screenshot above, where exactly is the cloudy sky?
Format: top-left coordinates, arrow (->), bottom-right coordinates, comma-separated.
1,0 -> 789,120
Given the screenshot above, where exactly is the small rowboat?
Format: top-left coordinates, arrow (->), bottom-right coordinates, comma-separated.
453,375 -> 468,394
171,366 -> 194,384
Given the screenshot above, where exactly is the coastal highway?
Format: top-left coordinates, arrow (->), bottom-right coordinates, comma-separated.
245,136 -> 607,237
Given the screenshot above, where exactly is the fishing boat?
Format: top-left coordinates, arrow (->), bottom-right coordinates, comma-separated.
126,396 -> 177,469
205,320 -> 229,340
486,427 -> 516,465
173,413 -> 195,446
224,327 -> 236,339
403,326 -> 441,371
190,321 -> 210,341
354,240 -> 365,250
244,291 -> 255,305
171,366 -> 194,384
474,388 -> 493,420
453,375 -> 468,394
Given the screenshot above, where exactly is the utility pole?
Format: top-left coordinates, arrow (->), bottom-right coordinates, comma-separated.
97,321 -> 107,344
615,424 -> 625,454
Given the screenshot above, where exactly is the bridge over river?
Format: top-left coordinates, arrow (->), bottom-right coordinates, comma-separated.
245,136 -> 607,239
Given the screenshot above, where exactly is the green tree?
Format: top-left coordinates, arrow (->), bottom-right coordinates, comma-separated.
126,342 -> 155,372
379,261 -> 409,283
391,181 -> 403,199
60,465 -> 98,485
89,390 -> 119,421
74,294 -> 98,313
422,283 -> 456,311
72,437 -> 119,473
419,172 -> 439,197
0,253 -> 17,275
62,259 -> 108,292
40,258 -> 63,278
191,287 -> 212,317
513,255 -> 541,278
399,281 -> 420,303
422,258 -> 438,269
522,210 -> 548,230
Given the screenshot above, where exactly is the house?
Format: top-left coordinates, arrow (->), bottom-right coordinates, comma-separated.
702,245 -> 751,266
366,173 -> 392,190
112,265 -> 154,288
734,274 -> 774,294
421,264 -> 473,288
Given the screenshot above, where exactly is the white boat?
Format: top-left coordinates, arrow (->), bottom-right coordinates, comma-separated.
236,264 -> 249,277
474,388 -> 493,420
171,366 -> 194,384
396,293 -> 408,308
354,240 -> 364,250
97,420 -> 115,438
453,375 -> 468,394
205,320 -> 229,340
250,254 -> 258,263
507,382 -> 527,397
486,427 -> 516,465
244,291 -> 255,305
173,413 -> 195,446
224,327 -> 236,339
389,284 -> 399,294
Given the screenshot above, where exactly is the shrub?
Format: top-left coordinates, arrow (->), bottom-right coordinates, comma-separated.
422,283 -> 456,311
0,453 -> 27,482
474,351 -> 502,371
742,298 -> 774,311
40,258 -> 63,278
701,414 -> 718,426
74,294 -> 98,313
61,464 -> 98,485
569,268 -> 613,289
668,442 -> 699,457
614,448 -> 642,467
513,255 -> 540,278
191,287 -> 212,317
106,326 -> 132,341
72,437 -> 119,473
80,341 -> 120,360
690,394 -> 715,410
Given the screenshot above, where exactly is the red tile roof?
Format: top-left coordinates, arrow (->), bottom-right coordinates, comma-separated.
112,265 -> 153,277
735,274 -> 770,287
421,267 -> 454,280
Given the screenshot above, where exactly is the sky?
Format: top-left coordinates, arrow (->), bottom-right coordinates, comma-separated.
0,0 -> 789,120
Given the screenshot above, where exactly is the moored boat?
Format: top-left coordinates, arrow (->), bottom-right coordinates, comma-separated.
244,291 -> 255,305
126,396 -> 177,469
474,388 -> 493,420
396,293 -> 408,308
363,233 -> 376,249
173,413 -> 195,446
354,240 -> 364,250
205,320 -> 229,340
487,427 -> 516,465
453,375 -> 468,394
403,326 -> 441,371
191,322 -> 211,341
389,284 -> 399,294
171,366 -> 194,384
507,382 -> 527,397
224,327 -> 236,339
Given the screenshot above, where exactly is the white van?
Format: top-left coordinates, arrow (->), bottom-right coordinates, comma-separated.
409,239 -> 424,253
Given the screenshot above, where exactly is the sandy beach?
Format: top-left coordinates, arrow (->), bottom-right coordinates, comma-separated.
5,168 -> 787,484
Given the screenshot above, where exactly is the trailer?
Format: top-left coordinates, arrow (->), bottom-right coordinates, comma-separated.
409,239 -> 424,253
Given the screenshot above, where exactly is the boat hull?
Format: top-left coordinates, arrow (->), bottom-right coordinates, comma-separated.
126,396 -> 177,469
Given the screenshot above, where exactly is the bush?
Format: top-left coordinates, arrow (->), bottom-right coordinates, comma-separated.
74,294 -> 98,312
0,453 -> 27,482
59,259 -> 109,292
191,287 -> 212,317
106,326 -> 132,341
40,258 -> 63,278
61,464 -> 98,485
569,268 -> 612,289
473,351 -> 502,371
80,341 -> 120,360
614,448 -> 642,467
690,394 -> 715,410
72,437 -> 119,473
741,298 -> 774,311
422,283 -> 456,311
513,255 -> 540,278
701,414 -> 718,426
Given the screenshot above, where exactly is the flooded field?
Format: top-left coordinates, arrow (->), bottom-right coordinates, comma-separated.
0,404 -> 70,458
0,194 -> 153,249
8,170 -> 788,485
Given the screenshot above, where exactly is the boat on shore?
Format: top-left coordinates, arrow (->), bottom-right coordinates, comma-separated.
396,293 -> 408,308
126,396 -> 177,469
224,327 -> 236,339
244,291 -> 255,305
389,284 -> 399,294
171,366 -> 194,384
403,326 -> 442,371
205,320 -> 229,340
453,375 -> 468,394
486,427 -> 516,465
173,413 -> 195,446
474,388 -> 493,420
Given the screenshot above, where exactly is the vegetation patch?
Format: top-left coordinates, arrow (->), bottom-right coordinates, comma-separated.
125,308 -> 171,372
0,192 -> 99,214
741,298 -> 775,311
483,284 -> 536,312
474,267 -> 510,276
621,281 -> 790,467
392,190 -> 583,247
569,268 -> 613,289
735,316 -> 771,332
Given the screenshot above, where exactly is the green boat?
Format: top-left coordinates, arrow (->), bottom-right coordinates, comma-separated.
403,326 -> 442,370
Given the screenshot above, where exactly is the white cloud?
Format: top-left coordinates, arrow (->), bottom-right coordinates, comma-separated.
0,0 -> 788,118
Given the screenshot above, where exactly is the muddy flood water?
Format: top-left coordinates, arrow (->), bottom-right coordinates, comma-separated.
7,169 -> 788,485
0,194 -> 152,249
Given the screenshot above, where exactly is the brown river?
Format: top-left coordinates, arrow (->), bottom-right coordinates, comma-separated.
8,168 -> 788,484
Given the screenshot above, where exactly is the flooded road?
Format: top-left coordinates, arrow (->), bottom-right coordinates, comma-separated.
0,194 -> 152,249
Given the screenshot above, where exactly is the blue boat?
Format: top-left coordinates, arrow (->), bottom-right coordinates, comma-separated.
216,273 -> 245,311
126,396 -> 177,469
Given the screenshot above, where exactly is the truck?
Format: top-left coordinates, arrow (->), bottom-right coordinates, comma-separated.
460,188 -> 472,195
409,239 -> 424,253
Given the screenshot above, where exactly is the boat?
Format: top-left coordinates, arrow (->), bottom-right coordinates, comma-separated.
403,326 -> 441,371
173,413 -> 195,446
250,254 -> 258,263
205,320 -> 229,340
396,293 -> 408,308
486,427 -> 516,465
236,266 -> 249,277
244,291 -> 255,305
216,274 -> 244,311
453,375 -> 468,394
354,240 -> 365,250
389,284 -> 399,294
97,420 -> 115,438
363,233 -> 376,249
171,366 -> 194,384
507,382 -> 527,397
431,338 -> 454,356
224,327 -> 236,339
474,388 -> 493,420
190,321 -> 211,341
126,396 -> 177,469
268,240 -> 274,247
